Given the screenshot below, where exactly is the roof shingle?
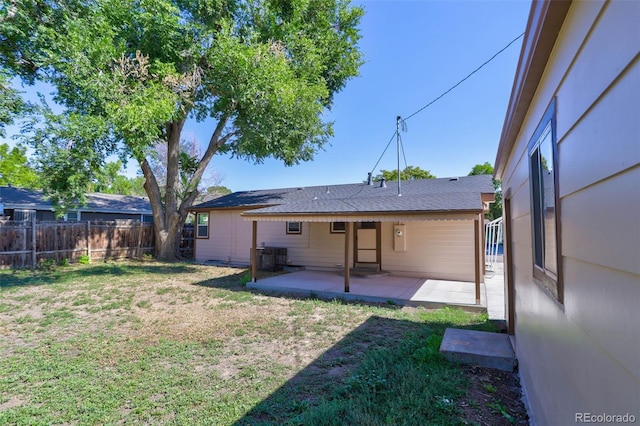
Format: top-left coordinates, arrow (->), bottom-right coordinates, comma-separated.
193,175 -> 494,214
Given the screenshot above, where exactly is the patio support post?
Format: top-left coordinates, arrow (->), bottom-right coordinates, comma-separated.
474,217 -> 481,304
344,222 -> 351,292
251,221 -> 257,283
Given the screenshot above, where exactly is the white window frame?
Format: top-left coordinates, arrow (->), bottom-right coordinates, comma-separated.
330,222 -> 346,233
286,221 -> 302,234
196,212 -> 209,239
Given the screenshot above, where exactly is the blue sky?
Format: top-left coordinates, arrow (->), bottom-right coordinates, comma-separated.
203,0 -> 532,191
3,0 -> 532,192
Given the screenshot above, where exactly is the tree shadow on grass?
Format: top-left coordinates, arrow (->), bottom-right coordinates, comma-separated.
0,261 -> 199,289
233,313 -> 494,425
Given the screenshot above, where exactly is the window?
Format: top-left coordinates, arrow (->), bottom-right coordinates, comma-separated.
286,221 -> 302,234
142,215 -> 153,223
528,98 -> 562,302
330,222 -> 346,233
196,213 -> 209,239
65,211 -> 79,221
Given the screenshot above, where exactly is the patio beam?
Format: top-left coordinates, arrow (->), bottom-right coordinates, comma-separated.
251,221 -> 257,282
474,217 -> 481,304
344,222 -> 351,292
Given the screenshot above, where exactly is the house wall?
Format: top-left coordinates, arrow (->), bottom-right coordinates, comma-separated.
380,221 -> 476,281
499,1 -> 640,424
195,210 -> 477,281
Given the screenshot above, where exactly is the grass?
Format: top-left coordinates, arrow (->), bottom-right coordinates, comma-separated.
0,260 -> 497,425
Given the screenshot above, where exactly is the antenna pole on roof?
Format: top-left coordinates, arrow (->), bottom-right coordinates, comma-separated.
396,116 -> 405,196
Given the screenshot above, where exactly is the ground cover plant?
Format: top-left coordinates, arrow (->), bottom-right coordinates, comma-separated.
0,261 -> 527,425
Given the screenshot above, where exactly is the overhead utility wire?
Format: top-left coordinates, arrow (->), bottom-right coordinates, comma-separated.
403,32 -> 525,122
369,130 -> 398,174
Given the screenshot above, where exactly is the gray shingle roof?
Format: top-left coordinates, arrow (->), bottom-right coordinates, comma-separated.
192,175 -> 494,214
0,186 -> 152,214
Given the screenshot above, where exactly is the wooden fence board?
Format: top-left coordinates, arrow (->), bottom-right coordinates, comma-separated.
0,220 -> 188,269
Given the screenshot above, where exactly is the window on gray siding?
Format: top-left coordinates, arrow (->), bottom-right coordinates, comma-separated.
528,98 -> 562,302
286,222 -> 302,234
65,211 -> 79,221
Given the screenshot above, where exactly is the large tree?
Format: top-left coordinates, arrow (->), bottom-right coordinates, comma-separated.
468,161 -> 502,220
1,0 -> 363,259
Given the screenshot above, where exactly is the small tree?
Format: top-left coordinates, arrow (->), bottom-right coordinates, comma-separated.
0,143 -> 39,188
374,166 -> 436,181
3,0 -> 364,259
468,162 -> 501,220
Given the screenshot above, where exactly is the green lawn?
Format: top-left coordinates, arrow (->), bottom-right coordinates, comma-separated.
0,260 -> 498,425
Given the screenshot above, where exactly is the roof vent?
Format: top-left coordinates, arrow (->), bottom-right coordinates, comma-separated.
325,186 -> 330,194
449,177 -> 459,182
367,172 -> 374,186
380,177 -> 387,188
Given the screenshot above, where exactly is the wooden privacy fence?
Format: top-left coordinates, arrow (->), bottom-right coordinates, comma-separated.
0,220 -> 155,269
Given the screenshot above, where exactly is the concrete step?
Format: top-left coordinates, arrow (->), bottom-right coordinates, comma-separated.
349,268 -> 390,278
354,262 -> 380,272
439,328 -> 516,372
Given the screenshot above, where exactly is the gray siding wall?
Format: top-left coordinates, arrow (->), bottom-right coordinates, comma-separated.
500,1 -> 639,423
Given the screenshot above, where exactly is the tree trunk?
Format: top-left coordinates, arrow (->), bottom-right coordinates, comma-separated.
154,215 -> 182,261
139,114 -> 234,261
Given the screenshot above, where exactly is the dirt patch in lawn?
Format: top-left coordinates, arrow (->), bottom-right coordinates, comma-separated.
459,365 -> 530,425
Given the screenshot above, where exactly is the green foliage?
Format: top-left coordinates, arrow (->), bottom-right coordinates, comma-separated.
77,255 -> 90,265
37,258 -> 56,272
0,143 -> 39,188
2,0 -> 364,258
374,165 -> 436,181
468,162 -> 494,176
92,160 -> 146,196
468,161 -> 502,220
0,71 -> 28,137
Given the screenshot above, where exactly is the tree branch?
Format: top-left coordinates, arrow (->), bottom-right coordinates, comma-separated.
177,112 -> 237,215
139,157 -> 165,228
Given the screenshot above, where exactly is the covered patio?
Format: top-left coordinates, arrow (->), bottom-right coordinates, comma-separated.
247,269 -> 493,313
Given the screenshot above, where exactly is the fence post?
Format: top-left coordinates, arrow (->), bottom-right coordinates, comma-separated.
87,221 -> 91,260
136,221 -> 143,258
31,220 -> 37,269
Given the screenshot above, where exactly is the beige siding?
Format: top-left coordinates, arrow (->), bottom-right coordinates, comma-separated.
500,1 -> 640,424
195,210 -> 309,263
381,221 -> 476,281
196,214 -> 478,280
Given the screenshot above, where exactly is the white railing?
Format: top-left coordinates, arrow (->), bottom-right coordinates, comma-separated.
485,216 -> 503,271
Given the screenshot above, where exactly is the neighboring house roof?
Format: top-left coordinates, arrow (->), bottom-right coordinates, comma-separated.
0,186 -> 152,215
192,175 -> 494,216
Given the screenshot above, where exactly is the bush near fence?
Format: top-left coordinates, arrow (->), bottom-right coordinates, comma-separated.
0,220 -> 186,269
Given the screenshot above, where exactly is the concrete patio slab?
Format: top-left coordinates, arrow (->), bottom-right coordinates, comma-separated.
439,327 -> 516,372
247,270 -> 492,313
